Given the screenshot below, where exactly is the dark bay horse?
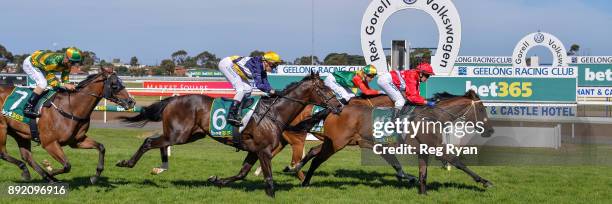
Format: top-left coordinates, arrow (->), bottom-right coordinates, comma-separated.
259,95 -> 419,182
116,72 -> 342,197
0,68 -> 135,184
288,90 -> 495,194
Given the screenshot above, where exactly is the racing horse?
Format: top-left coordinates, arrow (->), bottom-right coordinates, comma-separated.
116,72 -> 342,197
287,90 -> 495,194
0,67 -> 135,184
259,95 -> 419,183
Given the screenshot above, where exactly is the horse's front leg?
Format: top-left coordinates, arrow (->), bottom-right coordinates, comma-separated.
441,155 -> 493,188
43,141 -> 71,177
418,154 -> 429,194
209,151 -> 258,186
257,147 -> 275,197
72,136 -> 105,184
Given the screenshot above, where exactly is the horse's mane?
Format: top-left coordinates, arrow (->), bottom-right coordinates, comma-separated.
76,73 -> 101,88
431,92 -> 461,101
276,73 -> 318,96
354,93 -> 386,100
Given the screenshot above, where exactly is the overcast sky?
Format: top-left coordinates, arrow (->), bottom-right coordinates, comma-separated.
2,0 -> 611,65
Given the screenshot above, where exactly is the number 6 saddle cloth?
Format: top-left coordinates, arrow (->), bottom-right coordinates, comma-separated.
209,97 -> 260,137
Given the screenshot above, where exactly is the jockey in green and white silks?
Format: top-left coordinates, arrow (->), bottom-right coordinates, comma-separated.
22,47 -> 83,118
323,65 -> 380,105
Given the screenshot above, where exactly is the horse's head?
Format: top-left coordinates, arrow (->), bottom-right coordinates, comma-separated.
283,71 -> 342,113
77,67 -> 136,109
464,90 -> 494,137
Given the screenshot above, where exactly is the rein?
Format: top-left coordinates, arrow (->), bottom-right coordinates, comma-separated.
416,99 -> 481,123
50,77 -> 111,122
255,81 -> 337,129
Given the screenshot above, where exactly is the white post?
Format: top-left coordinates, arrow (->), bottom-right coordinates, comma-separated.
103,99 -> 107,123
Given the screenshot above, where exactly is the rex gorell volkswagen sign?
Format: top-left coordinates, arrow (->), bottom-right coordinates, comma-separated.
361,0 -> 462,75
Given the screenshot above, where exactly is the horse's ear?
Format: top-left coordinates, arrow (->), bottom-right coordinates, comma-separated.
465,90 -> 480,100
101,66 -> 114,74
314,71 -> 320,78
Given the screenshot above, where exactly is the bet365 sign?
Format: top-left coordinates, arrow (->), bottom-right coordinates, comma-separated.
425,67 -> 577,103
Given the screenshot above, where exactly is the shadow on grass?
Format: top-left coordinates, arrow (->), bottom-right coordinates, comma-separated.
170,179 -> 297,193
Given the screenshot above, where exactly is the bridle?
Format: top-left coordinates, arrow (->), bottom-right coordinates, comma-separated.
417,99 -> 483,123
256,78 -> 340,129
50,74 -> 127,122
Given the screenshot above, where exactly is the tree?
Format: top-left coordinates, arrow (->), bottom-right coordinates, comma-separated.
409,48 -> 432,68
160,59 -> 175,75
567,44 -> 580,56
346,54 -> 365,65
171,50 -> 188,65
181,56 -> 199,68
323,53 -> 348,65
195,51 -> 219,68
130,56 -> 139,67
116,66 -> 129,75
12,54 -> 29,73
249,50 -> 265,57
0,44 -> 14,71
294,56 -> 321,65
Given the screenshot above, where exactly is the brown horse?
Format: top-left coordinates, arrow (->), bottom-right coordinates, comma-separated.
262,95 -> 420,183
0,68 -> 135,184
288,90 -> 495,194
116,72 -> 342,197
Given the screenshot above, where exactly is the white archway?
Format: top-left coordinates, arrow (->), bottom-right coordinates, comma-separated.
361,0 -> 462,75
512,32 -> 569,67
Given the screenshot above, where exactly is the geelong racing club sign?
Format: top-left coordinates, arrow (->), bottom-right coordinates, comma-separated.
361,0 -> 462,75
512,32 -> 569,67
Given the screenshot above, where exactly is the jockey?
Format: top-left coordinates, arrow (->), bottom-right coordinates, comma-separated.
377,62 -> 436,114
324,65 -> 380,105
22,47 -> 82,118
218,51 -> 281,126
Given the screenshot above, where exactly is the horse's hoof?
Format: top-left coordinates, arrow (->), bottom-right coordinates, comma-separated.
115,160 -> 131,168
265,190 -> 275,198
282,166 -> 292,173
151,167 -> 167,175
21,172 -> 32,181
301,182 -> 310,187
483,180 -> 494,188
90,176 -> 98,184
208,176 -> 225,186
396,174 -> 418,184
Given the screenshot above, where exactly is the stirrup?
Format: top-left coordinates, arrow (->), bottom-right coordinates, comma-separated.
227,118 -> 243,126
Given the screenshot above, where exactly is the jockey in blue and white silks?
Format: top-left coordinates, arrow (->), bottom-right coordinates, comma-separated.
218,51 -> 281,126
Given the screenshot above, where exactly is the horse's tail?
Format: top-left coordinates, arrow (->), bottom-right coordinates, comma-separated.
119,97 -> 177,127
286,108 -> 331,132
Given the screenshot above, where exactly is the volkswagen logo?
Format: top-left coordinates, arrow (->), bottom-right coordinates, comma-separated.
404,0 -> 417,5
534,32 -> 545,43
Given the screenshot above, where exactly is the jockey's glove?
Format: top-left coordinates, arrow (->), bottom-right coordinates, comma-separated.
426,101 -> 437,108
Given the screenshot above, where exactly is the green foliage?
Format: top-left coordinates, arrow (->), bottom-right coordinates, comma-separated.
160,59 -> 175,75
323,53 -> 365,65
294,55 -> 321,65
410,48 -> 433,68
130,56 -> 139,66
249,50 -> 265,57
116,66 -> 129,75
171,50 -> 188,65
567,44 -> 580,56
195,51 -> 219,68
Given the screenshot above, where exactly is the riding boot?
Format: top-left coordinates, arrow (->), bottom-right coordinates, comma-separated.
392,108 -> 402,119
23,92 -> 42,118
227,100 -> 243,127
